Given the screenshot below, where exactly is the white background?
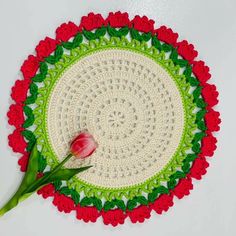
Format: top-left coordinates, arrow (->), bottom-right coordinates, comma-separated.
0,0 -> 235,235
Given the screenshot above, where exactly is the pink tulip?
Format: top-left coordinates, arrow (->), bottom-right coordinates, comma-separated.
70,132 -> 97,159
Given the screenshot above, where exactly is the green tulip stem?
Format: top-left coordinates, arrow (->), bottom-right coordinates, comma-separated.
0,152 -> 79,217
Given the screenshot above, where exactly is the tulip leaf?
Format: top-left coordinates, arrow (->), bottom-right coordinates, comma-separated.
45,166 -> 92,182
22,166 -> 93,195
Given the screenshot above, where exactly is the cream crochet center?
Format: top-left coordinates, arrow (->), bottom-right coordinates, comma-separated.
47,49 -> 184,188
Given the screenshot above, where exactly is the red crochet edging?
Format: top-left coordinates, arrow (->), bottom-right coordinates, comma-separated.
7,11 -> 221,226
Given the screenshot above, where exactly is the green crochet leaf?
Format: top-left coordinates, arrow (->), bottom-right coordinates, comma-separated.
70,189 -> 80,205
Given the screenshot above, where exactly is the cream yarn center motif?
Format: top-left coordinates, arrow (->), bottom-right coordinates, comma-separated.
47,49 -> 184,188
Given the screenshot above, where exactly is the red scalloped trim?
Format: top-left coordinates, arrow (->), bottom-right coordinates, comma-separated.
101,208 -> 126,226
56,21 -> 81,42
21,55 -> 40,80
80,13 -> 107,31
155,26 -> 178,47
126,205 -> 151,223
7,12 -> 221,226
105,11 -> 130,28
7,103 -> 24,128
76,205 -> 100,223
150,193 -> 174,214
177,40 -> 198,64
11,79 -> 31,104
8,128 -> 27,154
36,37 -> 59,61
52,192 -> 75,213
131,15 -> 155,33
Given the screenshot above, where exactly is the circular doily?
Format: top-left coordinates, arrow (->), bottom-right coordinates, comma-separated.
47,48 -> 185,188
7,12 -> 220,226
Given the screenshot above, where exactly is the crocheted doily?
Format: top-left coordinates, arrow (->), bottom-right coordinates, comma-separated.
7,12 -> 220,226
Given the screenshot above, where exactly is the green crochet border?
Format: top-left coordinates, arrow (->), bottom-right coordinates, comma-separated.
33,36 -> 196,201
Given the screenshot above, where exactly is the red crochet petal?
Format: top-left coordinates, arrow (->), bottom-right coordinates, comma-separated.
52,192 -> 75,213
35,37 -> 59,60
76,205 -> 100,223
18,152 -> 29,172
131,15 -> 155,33
127,205 -> 151,223
177,40 -> 198,64
201,84 -> 219,108
205,109 -> 221,132
20,55 -> 40,80
80,12 -> 106,31
172,178 -> 193,199
8,128 -> 27,154
101,209 -> 126,227
56,21 -> 81,42
192,61 -> 211,85
201,134 -> 217,157
189,156 -> 209,180
7,103 -> 25,128
150,194 -> 174,214
37,184 -> 55,199
105,11 -> 130,28
11,79 -> 31,104
156,25 -> 178,46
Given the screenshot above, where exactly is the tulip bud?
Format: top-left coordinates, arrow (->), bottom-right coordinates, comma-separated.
70,132 -> 97,159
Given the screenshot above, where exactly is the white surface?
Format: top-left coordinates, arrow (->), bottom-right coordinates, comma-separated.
0,0 -> 235,235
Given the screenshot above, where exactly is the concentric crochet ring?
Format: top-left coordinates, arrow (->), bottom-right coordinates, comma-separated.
7,12 -> 220,226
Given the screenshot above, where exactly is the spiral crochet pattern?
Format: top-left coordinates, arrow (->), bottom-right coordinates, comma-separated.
7,12 -> 220,226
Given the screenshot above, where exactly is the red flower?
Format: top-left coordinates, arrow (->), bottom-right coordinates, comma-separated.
101,209 -> 126,227
11,79 -> 30,104
36,37 -> 58,60
201,84 -> 219,108
131,15 -> 154,33
8,128 -> 27,153
127,205 -> 151,223
193,61 -> 211,84
172,178 -> 193,199
37,184 -> 55,199
56,21 -> 80,42
106,11 -> 130,28
205,109 -> 221,132
189,156 -> 209,180
150,194 -> 174,214
52,192 -> 75,213
70,131 -> 97,159
156,26 -> 178,46
21,55 -> 40,80
177,40 -> 198,64
76,205 -> 100,223
7,104 -> 24,128
18,152 -> 29,172
201,135 -> 217,157
80,13 -> 105,31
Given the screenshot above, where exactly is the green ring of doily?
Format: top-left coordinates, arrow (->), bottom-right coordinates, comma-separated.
33,35 -> 196,201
